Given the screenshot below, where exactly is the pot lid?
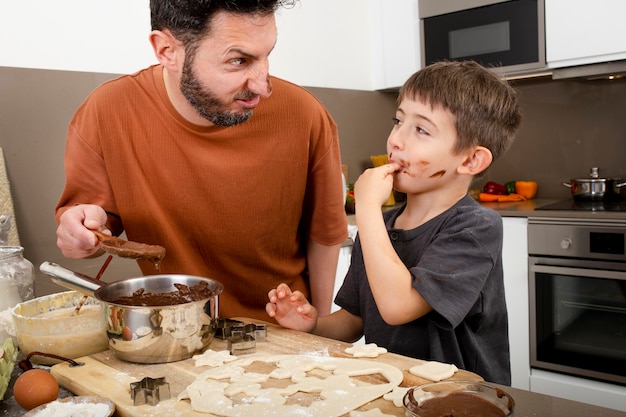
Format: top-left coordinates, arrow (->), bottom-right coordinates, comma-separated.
571,167 -> 622,182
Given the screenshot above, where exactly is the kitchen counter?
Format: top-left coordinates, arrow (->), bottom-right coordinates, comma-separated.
478,198 -> 558,217
348,198 -> 626,221
481,198 -> 626,221
2,319 -> 626,417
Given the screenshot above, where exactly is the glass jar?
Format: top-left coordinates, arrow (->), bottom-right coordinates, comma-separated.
0,246 -> 34,311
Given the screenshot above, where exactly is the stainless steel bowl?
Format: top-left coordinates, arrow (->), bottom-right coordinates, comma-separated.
39,262 -> 223,364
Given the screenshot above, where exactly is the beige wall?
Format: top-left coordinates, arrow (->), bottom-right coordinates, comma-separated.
1,66 -> 626,296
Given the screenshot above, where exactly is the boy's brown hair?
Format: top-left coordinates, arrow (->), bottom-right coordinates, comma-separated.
398,60 -> 521,161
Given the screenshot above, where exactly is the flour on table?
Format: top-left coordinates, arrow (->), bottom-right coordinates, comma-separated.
408,361 -> 458,381
178,354 -> 403,417
383,386 -> 410,407
349,408 -> 396,417
192,349 -> 238,367
344,343 -> 388,358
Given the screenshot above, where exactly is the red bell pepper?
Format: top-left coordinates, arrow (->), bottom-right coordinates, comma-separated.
483,181 -> 508,195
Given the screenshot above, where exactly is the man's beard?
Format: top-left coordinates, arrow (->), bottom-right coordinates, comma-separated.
180,56 -> 254,127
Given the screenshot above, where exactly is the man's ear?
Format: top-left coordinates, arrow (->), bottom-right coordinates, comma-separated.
458,146 -> 493,176
149,29 -> 182,71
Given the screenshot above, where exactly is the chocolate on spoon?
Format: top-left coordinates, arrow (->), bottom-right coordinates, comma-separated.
93,230 -> 166,263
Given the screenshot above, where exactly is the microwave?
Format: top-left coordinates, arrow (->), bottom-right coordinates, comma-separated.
419,0 -> 547,78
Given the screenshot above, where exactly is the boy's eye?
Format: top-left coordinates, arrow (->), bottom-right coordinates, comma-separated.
392,117 -> 402,126
417,127 -> 429,135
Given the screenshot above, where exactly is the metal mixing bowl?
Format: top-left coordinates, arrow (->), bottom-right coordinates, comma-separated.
39,262 -> 224,364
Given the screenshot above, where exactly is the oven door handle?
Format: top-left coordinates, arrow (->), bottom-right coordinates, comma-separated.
531,264 -> 626,281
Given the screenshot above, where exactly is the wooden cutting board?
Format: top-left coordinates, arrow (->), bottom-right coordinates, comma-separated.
51,318 -> 481,417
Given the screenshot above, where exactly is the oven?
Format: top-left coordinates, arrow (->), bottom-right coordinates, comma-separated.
528,210 -> 626,411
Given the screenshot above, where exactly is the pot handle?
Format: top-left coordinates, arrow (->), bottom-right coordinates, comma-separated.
561,182 -> 572,188
39,261 -> 102,297
615,182 -> 626,189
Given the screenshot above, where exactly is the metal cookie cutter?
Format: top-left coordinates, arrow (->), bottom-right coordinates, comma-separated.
215,318 -> 243,340
216,319 -> 267,342
227,332 -> 256,355
229,323 -> 267,342
130,376 -> 171,406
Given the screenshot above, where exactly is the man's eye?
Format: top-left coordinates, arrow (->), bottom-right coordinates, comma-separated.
230,58 -> 246,66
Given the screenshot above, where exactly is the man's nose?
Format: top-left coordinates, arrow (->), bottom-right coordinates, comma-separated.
248,61 -> 272,98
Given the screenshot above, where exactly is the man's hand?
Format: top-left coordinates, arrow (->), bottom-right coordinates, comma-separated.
56,204 -> 109,258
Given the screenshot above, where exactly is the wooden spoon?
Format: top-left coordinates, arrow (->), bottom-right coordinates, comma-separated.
93,230 -> 166,263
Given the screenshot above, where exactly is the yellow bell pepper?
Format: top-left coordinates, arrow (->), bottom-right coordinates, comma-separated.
515,181 -> 538,199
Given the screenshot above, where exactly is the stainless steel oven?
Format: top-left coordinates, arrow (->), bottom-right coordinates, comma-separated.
528,217 -> 626,386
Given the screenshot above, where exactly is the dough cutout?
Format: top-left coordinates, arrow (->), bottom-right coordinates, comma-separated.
344,343 -> 388,358
193,349 -> 238,367
178,354 -> 403,417
383,386 -> 410,407
408,361 -> 458,381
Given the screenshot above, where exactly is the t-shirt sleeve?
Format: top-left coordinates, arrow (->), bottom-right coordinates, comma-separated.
55,104 -> 121,233
301,101 -> 348,246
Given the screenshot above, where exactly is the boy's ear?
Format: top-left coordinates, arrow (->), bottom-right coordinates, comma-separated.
458,146 -> 493,176
149,29 -> 183,71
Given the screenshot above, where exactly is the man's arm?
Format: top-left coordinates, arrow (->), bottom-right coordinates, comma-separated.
306,239 -> 341,317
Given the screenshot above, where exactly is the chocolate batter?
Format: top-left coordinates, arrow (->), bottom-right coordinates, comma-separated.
110,281 -> 217,306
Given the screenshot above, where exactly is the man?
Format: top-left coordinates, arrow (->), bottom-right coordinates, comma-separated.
55,0 -> 348,321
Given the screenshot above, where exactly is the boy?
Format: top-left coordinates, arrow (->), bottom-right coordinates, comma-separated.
266,60 -> 521,385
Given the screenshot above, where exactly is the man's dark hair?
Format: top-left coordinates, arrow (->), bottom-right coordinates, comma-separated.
151,0 -> 296,47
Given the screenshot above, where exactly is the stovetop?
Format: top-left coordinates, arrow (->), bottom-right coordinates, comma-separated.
537,200 -> 626,212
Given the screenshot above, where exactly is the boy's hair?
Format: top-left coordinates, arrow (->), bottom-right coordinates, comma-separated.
150,0 -> 296,48
398,61 -> 521,161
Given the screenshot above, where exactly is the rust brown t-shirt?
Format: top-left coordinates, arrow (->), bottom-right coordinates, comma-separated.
56,65 -> 347,321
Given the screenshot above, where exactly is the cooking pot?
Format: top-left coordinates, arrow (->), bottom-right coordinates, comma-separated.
561,167 -> 626,202
39,261 -> 223,364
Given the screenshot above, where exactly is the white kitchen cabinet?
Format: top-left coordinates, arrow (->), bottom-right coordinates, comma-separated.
501,217 -> 530,390
546,0 -> 626,68
272,0 -> 419,91
0,0 -> 154,74
332,245 -> 353,313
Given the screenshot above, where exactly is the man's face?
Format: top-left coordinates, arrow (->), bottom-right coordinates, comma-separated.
180,11 -> 276,126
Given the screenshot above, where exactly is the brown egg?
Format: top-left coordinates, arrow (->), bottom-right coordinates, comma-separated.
122,325 -> 133,341
13,369 -> 59,410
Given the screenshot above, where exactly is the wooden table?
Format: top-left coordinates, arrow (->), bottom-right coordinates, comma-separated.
51,318 -> 482,417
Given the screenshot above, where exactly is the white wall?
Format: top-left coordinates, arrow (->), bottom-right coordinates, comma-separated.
271,0 -> 376,90
0,0 -> 155,74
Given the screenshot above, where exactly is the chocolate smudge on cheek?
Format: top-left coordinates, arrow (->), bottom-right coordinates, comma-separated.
429,170 -> 446,178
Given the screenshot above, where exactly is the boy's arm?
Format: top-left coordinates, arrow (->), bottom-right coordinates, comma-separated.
314,309 -> 364,343
354,166 -> 432,325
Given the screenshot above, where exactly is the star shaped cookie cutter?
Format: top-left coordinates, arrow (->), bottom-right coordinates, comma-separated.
130,376 -> 171,406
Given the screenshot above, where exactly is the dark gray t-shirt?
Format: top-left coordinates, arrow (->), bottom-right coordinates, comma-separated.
335,194 -> 511,385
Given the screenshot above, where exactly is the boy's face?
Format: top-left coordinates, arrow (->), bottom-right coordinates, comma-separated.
387,97 -> 467,194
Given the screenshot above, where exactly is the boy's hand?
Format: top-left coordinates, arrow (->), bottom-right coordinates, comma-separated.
354,163 -> 401,208
266,283 -> 318,333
